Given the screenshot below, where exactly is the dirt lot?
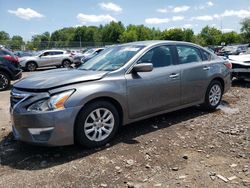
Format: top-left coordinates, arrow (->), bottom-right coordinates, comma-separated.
0,71 -> 249,188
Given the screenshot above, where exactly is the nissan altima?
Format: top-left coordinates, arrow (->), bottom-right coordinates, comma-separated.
10,41 -> 231,147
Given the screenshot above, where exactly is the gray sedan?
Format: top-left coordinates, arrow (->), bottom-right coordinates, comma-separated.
10,41 -> 231,147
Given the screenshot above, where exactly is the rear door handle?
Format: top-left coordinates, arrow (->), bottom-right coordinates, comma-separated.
169,73 -> 179,79
203,66 -> 210,71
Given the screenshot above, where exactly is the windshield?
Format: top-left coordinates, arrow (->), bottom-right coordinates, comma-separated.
78,45 -> 145,71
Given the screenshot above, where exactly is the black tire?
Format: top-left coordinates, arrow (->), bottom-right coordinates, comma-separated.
0,71 -> 10,91
26,61 -> 37,71
202,80 -> 223,111
75,101 -> 120,148
62,60 -> 71,68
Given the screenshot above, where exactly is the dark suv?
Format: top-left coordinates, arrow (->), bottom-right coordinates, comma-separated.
0,48 -> 22,91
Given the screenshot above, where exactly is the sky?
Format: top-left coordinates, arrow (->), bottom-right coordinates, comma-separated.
1,0 -> 250,41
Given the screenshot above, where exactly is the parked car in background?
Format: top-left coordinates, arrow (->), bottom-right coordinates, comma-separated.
19,50 -> 73,71
10,41 -> 231,147
0,48 -> 22,91
228,54 -> 250,80
73,47 -> 105,67
14,51 -> 34,58
217,45 -> 248,57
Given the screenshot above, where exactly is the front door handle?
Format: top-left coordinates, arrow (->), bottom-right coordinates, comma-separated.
169,73 -> 179,79
203,66 -> 210,71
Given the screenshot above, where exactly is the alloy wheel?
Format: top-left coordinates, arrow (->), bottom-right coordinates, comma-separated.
209,84 -> 222,106
63,60 -> 71,68
84,108 -> 115,142
0,73 -> 8,90
27,62 -> 37,71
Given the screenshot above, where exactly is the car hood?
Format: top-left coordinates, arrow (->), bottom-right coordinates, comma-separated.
228,54 -> 250,62
14,68 -> 108,90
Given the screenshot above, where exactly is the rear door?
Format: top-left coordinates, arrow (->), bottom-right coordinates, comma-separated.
176,45 -> 210,105
52,51 -> 64,66
126,45 -> 181,119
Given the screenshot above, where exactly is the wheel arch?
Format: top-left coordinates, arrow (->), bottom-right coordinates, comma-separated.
73,96 -> 124,136
210,77 -> 225,93
0,68 -> 12,80
26,61 -> 38,68
62,58 -> 72,64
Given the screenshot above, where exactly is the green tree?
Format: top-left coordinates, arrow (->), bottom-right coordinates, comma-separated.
119,29 -> 138,42
10,35 -> 24,50
28,34 -> 42,50
149,28 -> 162,40
101,21 -> 125,43
40,32 -> 50,49
0,31 -> 10,41
192,34 -> 206,46
161,28 -> 184,41
240,18 -> 250,43
200,26 -> 222,45
0,31 -> 10,47
183,29 -> 194,42
50,27 -> 76,47
221,31 -> 242,45
72,26 -> 100,46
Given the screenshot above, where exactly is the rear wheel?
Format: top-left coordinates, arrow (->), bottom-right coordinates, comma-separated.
75,101 -> 120,148
0,71 -> 10,91
202,80 -> 223,110
26,62 -> 37,71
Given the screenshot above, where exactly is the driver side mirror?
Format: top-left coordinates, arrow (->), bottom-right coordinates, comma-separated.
133,63 -> 153,73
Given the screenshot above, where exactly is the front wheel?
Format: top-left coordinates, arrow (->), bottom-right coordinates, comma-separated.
26,62 -> 37,71
75,101 -> 120,148
62,60 -> 71,68
202,80 -> 223,110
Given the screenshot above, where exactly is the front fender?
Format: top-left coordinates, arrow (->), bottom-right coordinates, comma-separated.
49,77 -> 128,124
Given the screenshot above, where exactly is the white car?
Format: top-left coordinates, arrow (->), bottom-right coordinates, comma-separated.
19,50 -> 73,71
228,54 -> 250,80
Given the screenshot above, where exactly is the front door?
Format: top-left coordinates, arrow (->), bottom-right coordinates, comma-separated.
126,45 -> 181,119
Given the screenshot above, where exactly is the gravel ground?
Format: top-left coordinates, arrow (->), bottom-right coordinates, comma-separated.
0,71 -> 249,188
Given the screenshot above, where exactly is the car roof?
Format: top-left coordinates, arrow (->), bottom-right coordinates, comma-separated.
121,40 -> 202,48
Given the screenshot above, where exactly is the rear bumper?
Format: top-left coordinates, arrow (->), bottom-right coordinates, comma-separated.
224,73 -> 231,93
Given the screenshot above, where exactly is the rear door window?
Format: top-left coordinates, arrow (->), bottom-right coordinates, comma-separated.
53,51 -> 64,55
176,45 -> 202,64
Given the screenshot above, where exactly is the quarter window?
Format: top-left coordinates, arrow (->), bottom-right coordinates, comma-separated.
201,50 -> 212,61
177,46 -> 202,64
138,46 -> 173,68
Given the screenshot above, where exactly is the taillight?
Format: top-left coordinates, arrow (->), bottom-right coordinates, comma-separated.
224,61 -> 232,69
3,55 -> 18,63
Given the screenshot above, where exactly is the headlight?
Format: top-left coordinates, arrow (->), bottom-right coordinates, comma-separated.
27,90 -> 75,112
